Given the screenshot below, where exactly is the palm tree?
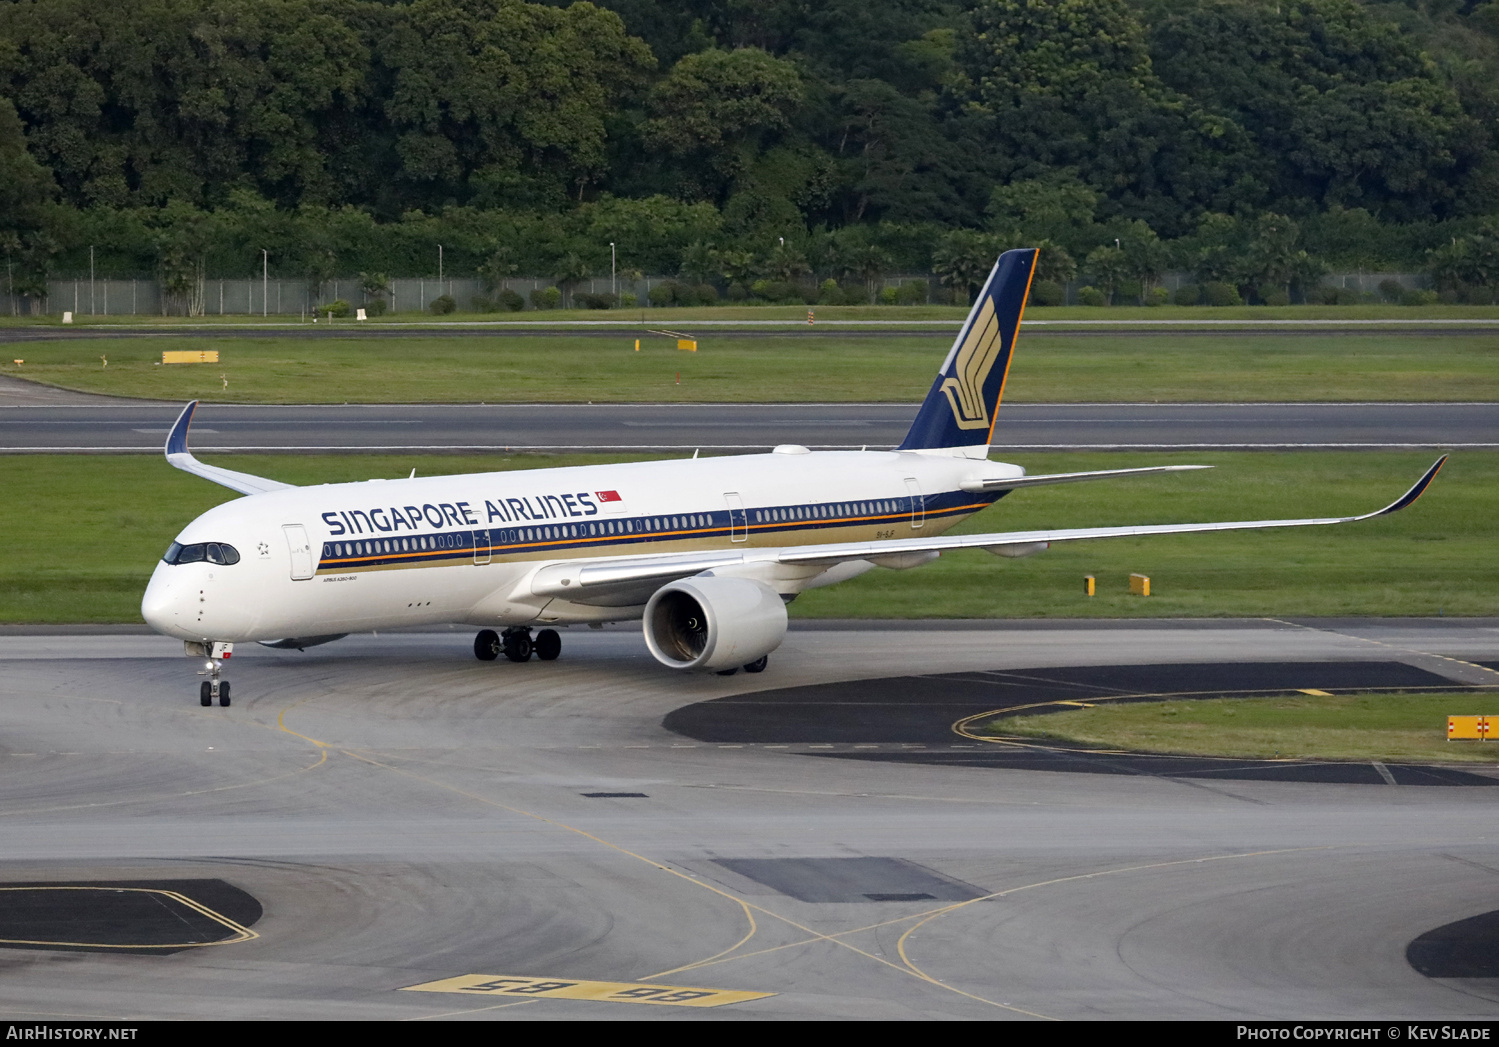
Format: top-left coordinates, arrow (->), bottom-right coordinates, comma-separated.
678,241 -> 719,285
932,230 -> 1000,304
552,254 -> 591,308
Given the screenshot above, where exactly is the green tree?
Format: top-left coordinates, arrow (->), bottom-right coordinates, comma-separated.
1148,0 -> 1479,220
987,173 -> 1099,257
0,96 -> 57,311
677,240 -> 718,284
763,241 -> 810,282
932,229 -> 1002,304
476,247 -> 518,291
382,0 -> 653,206
552,252 -> 591,306
1241,214 -> 1301,299
643,47 -> 803,202
957,0 -> 1244,235
1082,245 -> 1130,303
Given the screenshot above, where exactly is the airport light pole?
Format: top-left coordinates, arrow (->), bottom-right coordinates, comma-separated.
438,244 -> 443,288
610,242 -> 615,297
262,250 -> 268,317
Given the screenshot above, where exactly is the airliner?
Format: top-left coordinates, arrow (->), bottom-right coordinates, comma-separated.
140,249 -> 1446,706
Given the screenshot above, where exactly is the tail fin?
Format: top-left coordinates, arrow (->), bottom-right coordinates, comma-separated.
898,247 -> 1037,453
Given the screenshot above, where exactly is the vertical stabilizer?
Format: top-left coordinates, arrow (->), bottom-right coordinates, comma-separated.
898,248 -> 1038,451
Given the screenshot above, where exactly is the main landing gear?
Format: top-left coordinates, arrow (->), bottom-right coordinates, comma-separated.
715,655 -> 769,677
474,627 -> 561,664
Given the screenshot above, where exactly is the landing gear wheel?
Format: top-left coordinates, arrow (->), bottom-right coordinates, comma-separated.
218,681 -> 231,707
200,681 -> 212,707
474,629 -> 501,661
715,667 -> 739,676
503,630 -> 532,663
534,629 -> 561,661
743,655 -> 768,674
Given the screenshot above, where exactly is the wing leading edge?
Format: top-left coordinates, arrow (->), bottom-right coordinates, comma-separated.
528,457 -> 1447,598
164,401 -> 293,496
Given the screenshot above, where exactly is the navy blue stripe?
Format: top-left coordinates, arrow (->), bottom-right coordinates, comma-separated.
316,490 -> 1007,571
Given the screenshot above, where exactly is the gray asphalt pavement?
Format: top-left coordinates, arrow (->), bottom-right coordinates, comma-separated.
2,620 -> 1498,1019
2,398 -> 1494,452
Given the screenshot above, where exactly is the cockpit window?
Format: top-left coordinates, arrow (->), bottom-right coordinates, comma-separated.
163,542 -> 240,566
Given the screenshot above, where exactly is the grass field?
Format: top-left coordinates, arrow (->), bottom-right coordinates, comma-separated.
3,331 -> 1497,403
0,450 -> 1491,624
10,303 -> 1499,325
981,692 -> 1499,764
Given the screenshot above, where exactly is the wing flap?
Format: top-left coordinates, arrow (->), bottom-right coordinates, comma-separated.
164,401 -> 293,496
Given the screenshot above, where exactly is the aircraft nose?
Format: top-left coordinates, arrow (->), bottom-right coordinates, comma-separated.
140,567 -> 185,637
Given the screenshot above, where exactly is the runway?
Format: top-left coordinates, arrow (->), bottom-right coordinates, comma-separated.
2,619 -> 1499,1019
2,398 -> 1494,452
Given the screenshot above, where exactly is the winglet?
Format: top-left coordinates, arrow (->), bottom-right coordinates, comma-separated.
166,400 -> 197,458
1361,455 -> 1447,520
162,401 -> 294,496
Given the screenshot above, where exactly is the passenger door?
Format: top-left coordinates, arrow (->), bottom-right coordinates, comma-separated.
283,523 -> 315,580
904,478 -> 925,530
724,492 -> 747,543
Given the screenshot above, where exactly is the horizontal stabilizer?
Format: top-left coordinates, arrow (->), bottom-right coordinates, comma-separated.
164,401 -> 293,496
960,464 -> 1212,493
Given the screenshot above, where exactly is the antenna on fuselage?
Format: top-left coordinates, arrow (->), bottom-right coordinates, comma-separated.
409,468 -> 416,478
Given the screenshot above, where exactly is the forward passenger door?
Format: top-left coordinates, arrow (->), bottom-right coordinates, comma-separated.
283,524 -> 315,580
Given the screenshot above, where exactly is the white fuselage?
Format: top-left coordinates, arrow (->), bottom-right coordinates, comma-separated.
140,448 -> 1020,644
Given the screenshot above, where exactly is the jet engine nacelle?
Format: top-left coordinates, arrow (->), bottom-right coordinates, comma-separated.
643,575 -> 788,672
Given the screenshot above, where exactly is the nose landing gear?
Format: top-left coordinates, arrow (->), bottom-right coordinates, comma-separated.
197,660 -> 230,707
186,641 -> 233,707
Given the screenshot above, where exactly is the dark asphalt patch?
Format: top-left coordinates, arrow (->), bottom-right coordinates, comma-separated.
663,661 -> 1499,786
664,661 -> 1452,744
0,879 -> 261,954
715,857 -> 984,903
1408,910 -> 1499,977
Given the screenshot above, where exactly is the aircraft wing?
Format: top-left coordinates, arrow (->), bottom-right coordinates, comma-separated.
528,456 -> 1446,598
164,401 -> 294,496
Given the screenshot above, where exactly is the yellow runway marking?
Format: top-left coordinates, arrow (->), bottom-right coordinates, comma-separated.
403,974 -> 773,1008
0,886 -> 258,949
893,847 -> 1330,1007
1267,618 -> 1499,683
345,749 -> 1041,1017
401,998 -> 541,1021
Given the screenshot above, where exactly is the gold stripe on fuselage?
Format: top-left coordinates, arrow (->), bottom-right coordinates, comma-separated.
314,505 -> 992,575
